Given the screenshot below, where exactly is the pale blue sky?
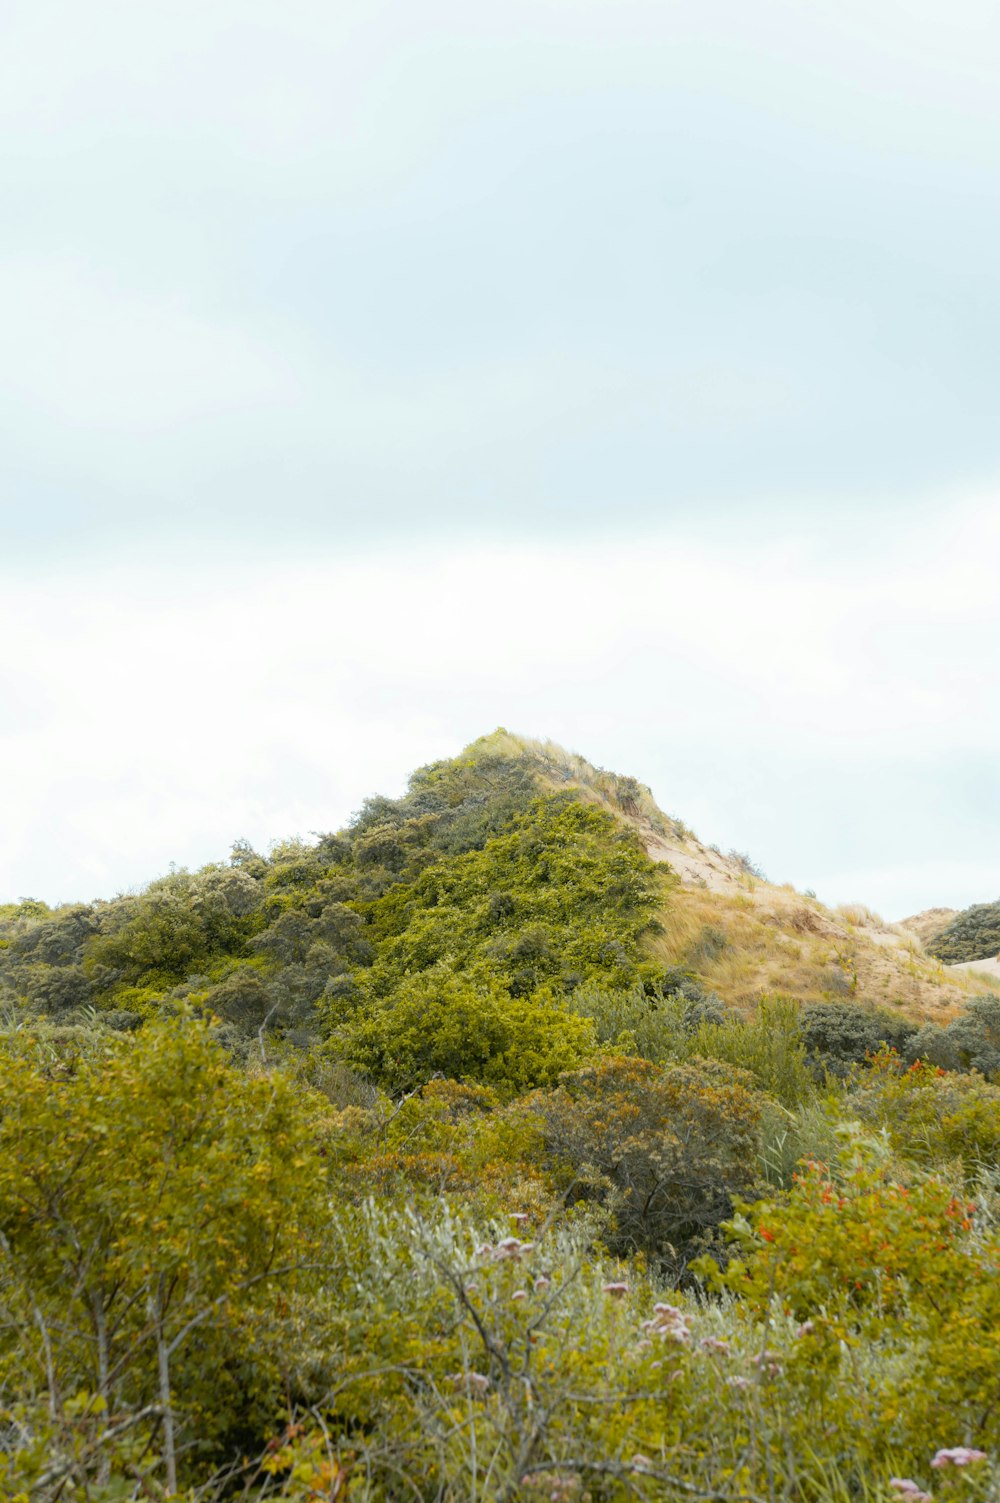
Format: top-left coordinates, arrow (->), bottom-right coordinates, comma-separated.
2,0 -> 999,915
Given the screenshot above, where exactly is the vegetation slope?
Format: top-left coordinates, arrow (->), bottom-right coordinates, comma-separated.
2,730 -> 1000,1503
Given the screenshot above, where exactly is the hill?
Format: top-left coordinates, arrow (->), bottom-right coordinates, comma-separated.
4,729 -> 1000,1498
922,897 -> 1000,965
897,905 -> 959,948
2,729 -> 994,1058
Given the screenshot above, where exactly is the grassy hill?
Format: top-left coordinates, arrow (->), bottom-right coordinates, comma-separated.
2,729 -> 994,1057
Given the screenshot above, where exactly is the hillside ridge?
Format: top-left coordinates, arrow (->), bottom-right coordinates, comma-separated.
2,728 -> 995,1035
482,731 -> 996,1021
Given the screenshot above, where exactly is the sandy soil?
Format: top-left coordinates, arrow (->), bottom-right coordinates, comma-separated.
947,956 -> 1000,981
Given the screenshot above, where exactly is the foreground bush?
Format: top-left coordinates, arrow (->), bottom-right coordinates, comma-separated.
711,1141 -> 1000,1461
848,1046 -> 1000,1171
0,1015 -> 332,1492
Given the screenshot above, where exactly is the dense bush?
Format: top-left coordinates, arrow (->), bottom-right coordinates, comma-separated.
327,964 -> 595,1094
800,999 -> 918,1072
0,1014 -> 332,1490
929,897 -> 1000,963
848,1046 -> 1000,1171
712,1145 -> 1000,1458
906,994 -> 1000,1078
1,750 -> 664,1091
7,736 -> 1000,1500
522,1054 -> 764,1274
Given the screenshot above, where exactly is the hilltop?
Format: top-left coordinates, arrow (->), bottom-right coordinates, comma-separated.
2,729 -> 994,1054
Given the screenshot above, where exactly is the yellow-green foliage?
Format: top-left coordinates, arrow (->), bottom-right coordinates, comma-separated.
711,1144 -> 1000,1461
327,794 -> 663,1091
0,1014 -> 331,1488
6,735 -> 1000,1501
848,1047 -> 1000,1173
1,1019 -> 999,1501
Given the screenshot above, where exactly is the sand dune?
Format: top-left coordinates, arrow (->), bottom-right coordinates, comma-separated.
947,955 -> 1000,981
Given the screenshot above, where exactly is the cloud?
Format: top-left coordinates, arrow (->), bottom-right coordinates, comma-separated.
4,0 -> 1000,558
2,500 -> 997,915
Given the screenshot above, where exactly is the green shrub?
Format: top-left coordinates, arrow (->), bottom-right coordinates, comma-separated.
849,1046 -> 1000,1173
801,1000 -> 918,1072
328,965 -> 595,1094
522,1053 -> 764,1274
906,994 -> 1000,1078
929,898 -> 1000,963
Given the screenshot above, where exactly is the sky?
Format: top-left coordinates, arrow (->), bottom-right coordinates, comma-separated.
2,0 -> 999,917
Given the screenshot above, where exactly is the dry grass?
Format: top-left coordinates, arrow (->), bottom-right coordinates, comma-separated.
642,877 -> 996,1023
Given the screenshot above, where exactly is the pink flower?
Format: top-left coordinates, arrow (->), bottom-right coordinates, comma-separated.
511,1289 -> 528,1302
534,1275 -> 551,1292
889,1480 -> 932,1502
930,1447 -> 987,1468
749,1351 -> 783,1378
602,1281 -> 629,1299
640,1303 -> 692,1343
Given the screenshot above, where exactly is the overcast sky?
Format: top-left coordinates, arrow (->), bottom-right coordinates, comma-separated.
3,0 -> 999,917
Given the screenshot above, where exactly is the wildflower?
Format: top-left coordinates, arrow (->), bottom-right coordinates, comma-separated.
511,1289 -> 528,1302
699,1336 -> 730,1354
930,1447 -> 987,1468
795,1320 -> 815,1338
534,1275 -> 551,1292
511,1212 -> 530,1225
448,1372 -> 491,1394
602,1281 -> 629,1299
749,1351 -> 783,1378
889,1480 -> 933,1502
640,1302 -> 692,1343
726,1376 -> 751,1391
484,1236 -> 535,1262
